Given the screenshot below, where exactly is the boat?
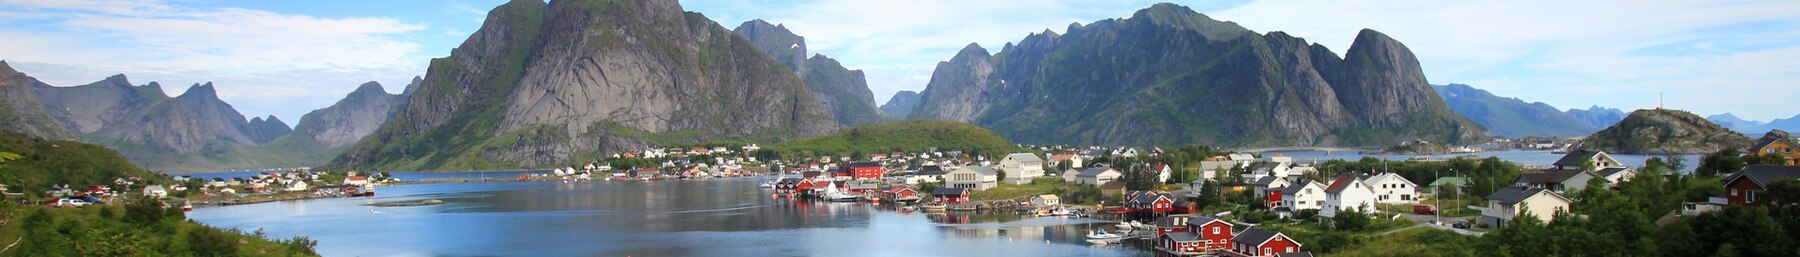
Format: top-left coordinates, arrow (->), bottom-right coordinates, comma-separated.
1084,229 -> 1123,244
1114,221 -> 1143,231
824,191 -> 859,202
921,203 -> 948,212
1047,208 -> 1075,217
948,204 -> 978,211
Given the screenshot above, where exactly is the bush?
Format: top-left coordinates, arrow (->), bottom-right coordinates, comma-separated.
187,227 -> 239,257
1332,210 -> 1371,232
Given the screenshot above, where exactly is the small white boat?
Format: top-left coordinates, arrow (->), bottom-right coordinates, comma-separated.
1085,229 -> 1123,244
1047,208 -> 1075,217
759,181 -> 776,188
1114,221 -> 1142,231
824,191 -> 859,202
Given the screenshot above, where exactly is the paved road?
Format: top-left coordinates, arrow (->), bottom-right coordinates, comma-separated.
1386,212 -> 1485,236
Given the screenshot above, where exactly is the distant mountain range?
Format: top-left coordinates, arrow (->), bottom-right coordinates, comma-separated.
879,90 -> 922,118
1433,84 -> 1627,138
733,20 -> 884,126
1707,113 -> 1800,135
905,3 -> 1484,147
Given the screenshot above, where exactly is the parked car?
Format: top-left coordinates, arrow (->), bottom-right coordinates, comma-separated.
1413,204 -> 1438,215
55,198 -> 88,207
1452,220 -> 1472,229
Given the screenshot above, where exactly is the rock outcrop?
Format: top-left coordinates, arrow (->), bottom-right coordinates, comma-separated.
331,0 -> 839,171
1578,109 -> 1752,154
880,90 -> 922,117
0,61 -> 74,140
732,20 -> 883,126
907,3 -> 1483,147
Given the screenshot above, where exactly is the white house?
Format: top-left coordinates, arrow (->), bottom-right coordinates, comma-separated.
1597,167 -> 1637,187
946,166 -> 999,191
1480,186 -> 1574,228
1363,173 -> 1418,204
999,153 -> 1046,185
1278,179 -> 1327,212
1251,176 -> 1291,197
1320,175 -> 1377,218
1151,163 -> 1173,184
1067,167 -> 1122,185
142,185 -> 168,198
284,180 -> 310,192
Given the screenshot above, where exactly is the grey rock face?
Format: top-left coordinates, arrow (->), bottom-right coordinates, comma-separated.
293,81 -> 406,148
0,60 -> 74,140
733,20 -> 883,126
880,90 -> 922,117
910,43 -> 995,123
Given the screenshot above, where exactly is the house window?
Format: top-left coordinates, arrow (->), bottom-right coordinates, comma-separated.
1287,246 -> 1295,252
1212,227 -> 1220,234
1732,189 -> 1739,196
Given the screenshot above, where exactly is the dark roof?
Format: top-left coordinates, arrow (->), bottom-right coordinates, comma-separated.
1252,176 -> 1284,186
1518,170 -> 1589,184
1232,228 -> 1282,246
917,166 -> 947,176
1131,192 -> 1169,204
1164,232 -> 1200,241
1552,150 -> 1602,167
1281,178 -> 1316,195
1185,216 -> 1226,228
1077,167 -> 1117,177
1724,165 -> 1800,189
1484,186 -> 1559,205
931,188 -> 967,196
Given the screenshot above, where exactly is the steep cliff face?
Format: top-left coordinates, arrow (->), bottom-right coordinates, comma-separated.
333,0 -> 838,170
247,116 -> 292,143
292,82 -> 407,148
880,90 -> 922,117
29,73 -> 310,171
1435,83 -> 1600,137
1579,109 -> 1752,154
0,61 -> 73,140
732,20 -> 883,126
908,3 -> 1484,147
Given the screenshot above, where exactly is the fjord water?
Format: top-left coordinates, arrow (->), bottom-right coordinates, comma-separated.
186,177 -> 1149,256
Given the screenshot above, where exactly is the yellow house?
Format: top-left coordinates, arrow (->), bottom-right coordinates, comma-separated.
1752,130 -> 1800,165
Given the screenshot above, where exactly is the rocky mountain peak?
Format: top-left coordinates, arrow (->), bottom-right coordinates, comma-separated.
733,19 -> 808,75
954,43 -> 991,60
401,76 -> 422,96
179,82 -> 219,100
1131,3 -> 1249,41
350,81 -> 389,97
1579,109 -> 1752,154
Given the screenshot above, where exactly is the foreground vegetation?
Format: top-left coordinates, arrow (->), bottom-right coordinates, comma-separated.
0,132 -> 170,197
1,199 -> 317,256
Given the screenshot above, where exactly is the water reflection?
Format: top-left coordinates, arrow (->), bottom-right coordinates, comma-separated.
187,177 -> 1150,256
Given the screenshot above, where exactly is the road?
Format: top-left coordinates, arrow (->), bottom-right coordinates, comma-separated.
1389,212 -> 1485,236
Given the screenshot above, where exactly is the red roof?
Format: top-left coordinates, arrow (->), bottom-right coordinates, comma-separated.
346,176 -> 368,181
1324,176 -> 1357,193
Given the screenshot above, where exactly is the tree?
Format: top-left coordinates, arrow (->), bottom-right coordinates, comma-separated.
996,169 -> 1007,183
187,227 -> 239,257
1331,209 -> 1371,232
1696,149 -> 1747,177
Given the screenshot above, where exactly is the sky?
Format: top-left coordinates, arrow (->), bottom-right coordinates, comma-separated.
3,0 -> 1798,125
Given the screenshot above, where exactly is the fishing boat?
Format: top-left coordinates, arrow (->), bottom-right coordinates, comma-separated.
1084,229 -> 1123,244
1114,221 -> 1143,231
921,203 -> 948,212
1047,208 -> 1075,217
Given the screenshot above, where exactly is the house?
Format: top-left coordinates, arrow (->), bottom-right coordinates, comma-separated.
1151,215 -> 1194,238
909,165 -> 949,184
142,185 -> 168,198
1512,170 -> 1595,194
344,176 -> 370,187
945,166 -> 999,191
1151,163 -> 1173,183
1596,167 -> 1637,187
1127,191 -> 1175,213
1363,173 -> 1418,204
284,180 -> 310,192
846,161 -> 886,180
1480,186 -> 1573,228
999,153 -> 1046,184
1246,162 -> 1293,181
1185,216 -> 1235,254
1320,175 -> 1376,218
1100,181 -> 1128,198
1277,178 -> 1325,212
774,178 -> 805,194
880,186 -> 920,203
1550,150 -> 1626,171
1049,152 -> 1084,169
932,187 -> 970,204
1251,176 -> 1291,198
1751,130 -> 1800,165
1068,167 -> 1123,185
1723,165 -> 1800,205
1028,194 -> 1061,207
1230,228 -> 1302,257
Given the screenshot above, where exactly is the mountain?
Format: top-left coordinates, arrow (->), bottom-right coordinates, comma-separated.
247,115 -> 292,143
0,131 -> 158,197
32,74 -> 305,171
329,0 -> 839,171
732,20 -> 883,126
1709,113 -> 1800,135
0,61 -> 75,140
880,90 -> 922,117
768,120 -> 1019,156
1577,109 -> 1752,154
1433,84 -> 1598,137
1565,105 -> 1626,130
290,81 -> 409,148
906,3 -> 1484,147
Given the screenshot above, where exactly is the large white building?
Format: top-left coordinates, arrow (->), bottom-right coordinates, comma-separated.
1320,175 -> 1377,218
946,166 -> 999,191
999,153 -> 1046,185
1364,173 -> 1419,204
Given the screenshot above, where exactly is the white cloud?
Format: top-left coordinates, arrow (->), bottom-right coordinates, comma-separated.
0,0 -> 432,123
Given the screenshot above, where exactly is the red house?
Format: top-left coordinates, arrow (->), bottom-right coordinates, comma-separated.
1265,187 -> 1285,209
1151,216 -> 1194,238
1187,217 -> 1234,253
792,178 -> 817,194
1230,228 -> 1301,257
1127,191 -> 1175,213
847,161 -> 885,180
932,188 -> 969,204
1723,165 -> 1800,205
881,187 -> 918,200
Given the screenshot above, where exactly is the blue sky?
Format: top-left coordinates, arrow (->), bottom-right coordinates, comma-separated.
3,0 -> 1798,125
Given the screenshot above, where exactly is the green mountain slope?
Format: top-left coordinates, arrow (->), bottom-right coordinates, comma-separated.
1435,84 -> 1598,137
768,120 -> 1018,157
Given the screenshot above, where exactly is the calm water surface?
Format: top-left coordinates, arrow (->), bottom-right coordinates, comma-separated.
187,177 -> 1151,256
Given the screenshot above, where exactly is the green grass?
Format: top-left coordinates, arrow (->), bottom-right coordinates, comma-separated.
1326,228 -> 1480,257
970,178 -> 1066,201
0,132 -> 169,197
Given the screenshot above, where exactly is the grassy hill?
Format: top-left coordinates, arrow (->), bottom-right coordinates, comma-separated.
768,120 -> 1019,158
1578,109 -> 1753,154
0,131 -> 166,196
